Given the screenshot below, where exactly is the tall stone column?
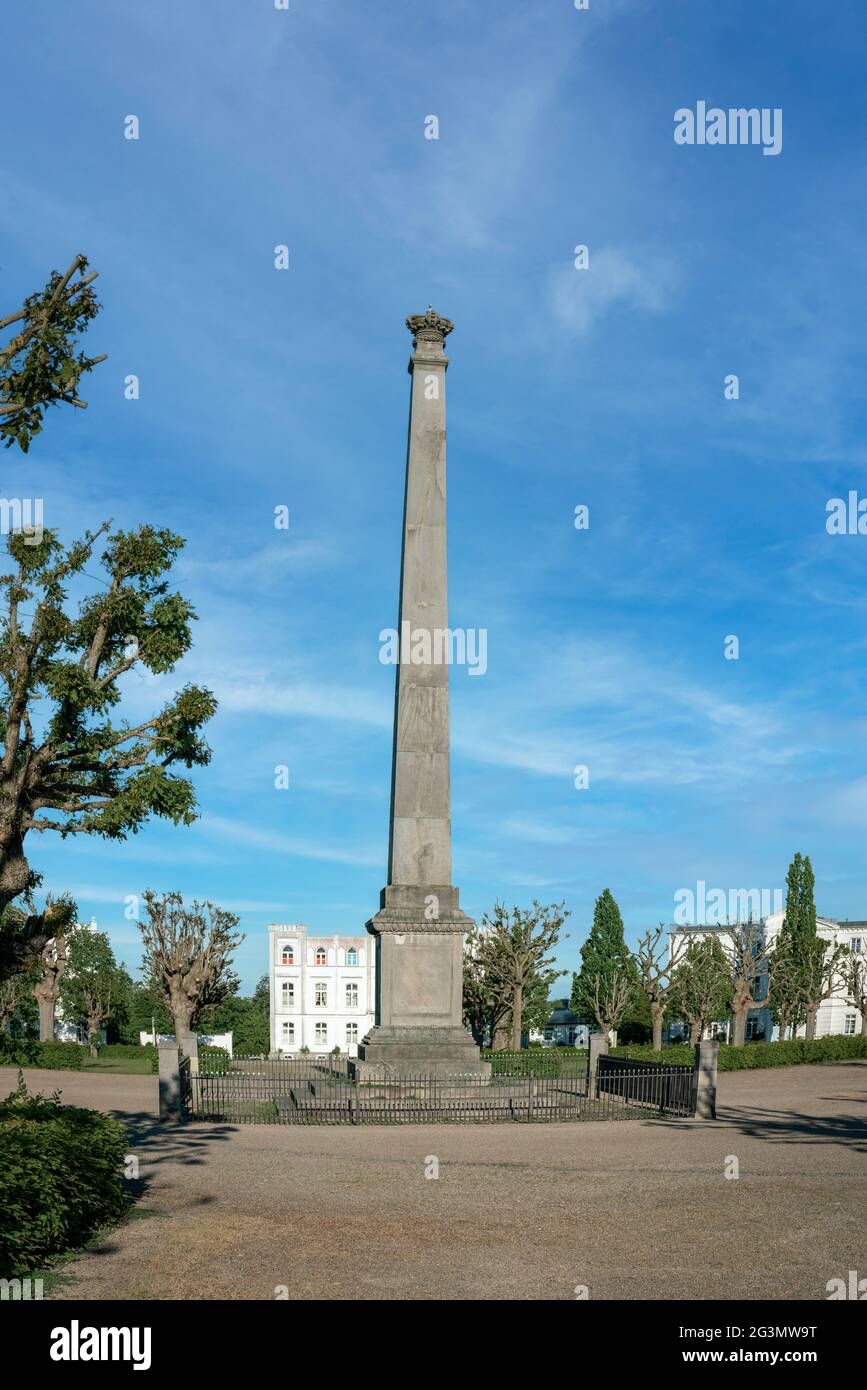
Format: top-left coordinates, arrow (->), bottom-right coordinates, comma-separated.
356,309 -> 489,1078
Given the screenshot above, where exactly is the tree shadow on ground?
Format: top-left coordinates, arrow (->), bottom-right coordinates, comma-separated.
118,1110 -> 241,1176
714,1103 -> 867,1152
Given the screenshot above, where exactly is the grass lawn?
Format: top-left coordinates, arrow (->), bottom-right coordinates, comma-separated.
81,1056 -> 155,1075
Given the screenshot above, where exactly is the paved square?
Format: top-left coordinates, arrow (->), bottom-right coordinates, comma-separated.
6,1060 -> 865,1301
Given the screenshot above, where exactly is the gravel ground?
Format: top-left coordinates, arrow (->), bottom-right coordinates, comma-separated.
4,1060 -> 865,1301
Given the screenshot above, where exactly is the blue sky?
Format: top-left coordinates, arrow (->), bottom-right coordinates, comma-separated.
3,0 -> 867,992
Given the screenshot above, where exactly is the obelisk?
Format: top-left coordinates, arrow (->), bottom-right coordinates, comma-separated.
355,309 -> 489,1078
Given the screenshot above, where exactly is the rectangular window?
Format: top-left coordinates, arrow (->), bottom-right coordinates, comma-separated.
315,1022 -> 327,1044
852,938 -> 863,955
845,1014 -> 856,1035
346,982 -> 358,1008
346,1023 -> 358,1044
315,982 -> 327,1008
281,1022 -> 294,1044
281,982 -> 294,1008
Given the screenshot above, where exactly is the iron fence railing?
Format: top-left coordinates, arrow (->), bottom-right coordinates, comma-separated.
186,1054 -> 697,1125
595,1054 -> 695,1117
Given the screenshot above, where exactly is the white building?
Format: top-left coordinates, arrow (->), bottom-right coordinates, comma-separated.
268,924 -> 375,1056
669,912 -> 865,1041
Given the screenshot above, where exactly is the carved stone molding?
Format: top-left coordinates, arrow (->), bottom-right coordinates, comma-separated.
406,306 -> 454,349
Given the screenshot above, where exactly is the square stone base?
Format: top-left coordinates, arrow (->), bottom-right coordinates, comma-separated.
352,1026 -> 491,1080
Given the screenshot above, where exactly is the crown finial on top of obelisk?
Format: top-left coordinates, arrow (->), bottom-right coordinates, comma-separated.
405,306 -> 454,351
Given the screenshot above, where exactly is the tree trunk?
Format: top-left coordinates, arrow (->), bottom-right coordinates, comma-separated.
730,1008 -> 747,1047
0,827 -> 31,920
171,1001 -> 196,1058
861,1012 -> 867,1037
689,1020 -> 701,1046
511,984 -> 523,1051
777,1011 -> 788,1043
651,1002 -> 664,1052
805,1007 -> 818,1041
36,993 -> 55,1041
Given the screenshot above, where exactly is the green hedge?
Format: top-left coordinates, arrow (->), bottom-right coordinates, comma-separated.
0,1075 -> 130,1277
199,1046 -> 230,1076
611,1035 -> 867,1071
483,1048 -> 586,1077
0,1037 -> 87,1070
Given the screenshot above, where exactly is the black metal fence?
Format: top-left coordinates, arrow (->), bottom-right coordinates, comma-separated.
184,1052 -> 697,1125
596,1054 -> 695,1117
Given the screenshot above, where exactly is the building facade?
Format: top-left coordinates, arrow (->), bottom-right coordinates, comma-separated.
268,924 -> 375,1056
668,912 -> 865,1042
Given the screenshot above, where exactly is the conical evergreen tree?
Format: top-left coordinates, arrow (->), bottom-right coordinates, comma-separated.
571,888 -> 636,1031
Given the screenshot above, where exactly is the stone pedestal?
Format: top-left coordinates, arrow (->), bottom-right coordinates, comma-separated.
355,886 -> 490,1078
355,309 -> 489,1081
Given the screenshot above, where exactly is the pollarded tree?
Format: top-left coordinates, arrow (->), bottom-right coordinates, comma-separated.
724,921 -> 770,1047
634,924 -> 690,1051
138,891 -> 243,1056
473,900 -> 568,1051
668,936 -> 732,1045
1,255 -> 106,453
844,954 -> 867,1037
60,926 -> 124,1056
571,888 -> 637,1038
33,919 -> 73,1041
0,523 -> 217,978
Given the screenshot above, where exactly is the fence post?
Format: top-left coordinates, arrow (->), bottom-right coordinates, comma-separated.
693,1039 -> 718,1119
158,1042 -> 182,1124
588,1033 -> 609,1100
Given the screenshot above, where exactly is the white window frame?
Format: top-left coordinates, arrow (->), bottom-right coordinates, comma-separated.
315,1022 -> 327,1044
346,982 -> 359,1009
315,982 -> 328,1008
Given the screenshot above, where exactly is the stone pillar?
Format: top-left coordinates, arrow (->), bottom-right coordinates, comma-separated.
158,1042 -> 182,1124
356,310 -> 488,1080
694,1039 -> 718,1119
587,1033 -> 609,1098
178,1030 -> 198,1062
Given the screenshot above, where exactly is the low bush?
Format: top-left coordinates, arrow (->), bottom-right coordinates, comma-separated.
0,1075 -> 130,1277
0,1037 -> 86,1071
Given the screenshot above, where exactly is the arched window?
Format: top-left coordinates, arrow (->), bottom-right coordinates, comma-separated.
315,947 -> 327,966
347,948 -> 358,967
281,945 -> 294,965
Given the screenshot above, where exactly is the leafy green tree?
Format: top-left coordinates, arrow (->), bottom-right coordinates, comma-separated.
668,936 -> 732,1044
60,926 -> 124,1055
138,891 -> 242,1056
571,889 -> 636,1036
199,992 -> 269,1056
463,922 -> 512,1046
253,974 -> 269,1016
0,523 -> 217,978
114,977 -> 172,1044
0,956 -> 39,1035
1,255 -> 105,453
